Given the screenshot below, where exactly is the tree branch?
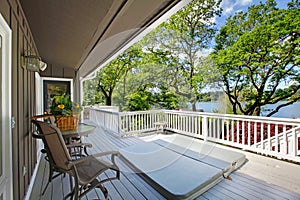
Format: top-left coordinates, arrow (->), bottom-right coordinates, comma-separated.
267,97 -> 300,117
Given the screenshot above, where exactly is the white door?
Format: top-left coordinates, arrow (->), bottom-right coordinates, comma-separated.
0,13 -> 13,200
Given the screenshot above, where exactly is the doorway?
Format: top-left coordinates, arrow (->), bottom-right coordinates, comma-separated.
42,78 -> 73,113
0,13 -> 13,200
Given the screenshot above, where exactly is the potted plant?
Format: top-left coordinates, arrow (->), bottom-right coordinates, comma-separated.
50,94 -> 83,130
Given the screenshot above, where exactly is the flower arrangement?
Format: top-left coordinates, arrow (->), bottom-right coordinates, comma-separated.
50,94 -> 83,130
50,94 -> 82,116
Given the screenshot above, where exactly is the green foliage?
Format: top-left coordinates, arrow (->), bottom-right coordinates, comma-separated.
154,86 -> 179,110
123,84 -> 155,111
139,0 -> 222,111
50,94 -> 82,116
213,0 -> 300,116
82,79 -> 104,106
95,46 -> 143,106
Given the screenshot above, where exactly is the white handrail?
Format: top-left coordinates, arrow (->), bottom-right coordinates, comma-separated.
89,108 -> 300,162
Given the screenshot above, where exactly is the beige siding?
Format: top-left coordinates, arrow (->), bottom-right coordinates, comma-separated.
0,0 -> 83,199
40,63 -> 76,78
0,0 -> 40,199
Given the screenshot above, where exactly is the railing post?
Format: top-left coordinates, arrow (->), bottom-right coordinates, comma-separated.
118,112 -> 121,137
292,128 -> 297,156
202,116 -> 208,141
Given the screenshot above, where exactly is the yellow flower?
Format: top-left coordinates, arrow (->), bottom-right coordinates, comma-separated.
74,103 -> 80,108
57,104 -> 65,109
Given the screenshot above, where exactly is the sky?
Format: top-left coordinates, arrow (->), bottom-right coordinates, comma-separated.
220,0 -> 287,16
198,0 -> 290,56
217,0 -> 288,27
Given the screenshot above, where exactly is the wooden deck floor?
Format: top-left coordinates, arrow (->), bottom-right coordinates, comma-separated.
29,125 -> 300,200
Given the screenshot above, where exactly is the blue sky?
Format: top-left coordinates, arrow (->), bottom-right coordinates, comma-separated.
199,0 -> 290,55
217,0 -> 288,27
220,0 -> 287,16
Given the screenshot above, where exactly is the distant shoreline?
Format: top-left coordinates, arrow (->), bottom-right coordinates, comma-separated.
192,101 -> 300,119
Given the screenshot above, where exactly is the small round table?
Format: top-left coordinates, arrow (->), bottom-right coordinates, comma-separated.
61,123 -> 96,144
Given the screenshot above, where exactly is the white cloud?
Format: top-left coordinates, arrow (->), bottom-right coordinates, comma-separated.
239,0 -> 252,6
221,0 -> 253,16
196,48 -> 213,58
221,0 -> 235,15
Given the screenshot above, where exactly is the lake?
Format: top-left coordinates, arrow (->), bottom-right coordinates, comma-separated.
194,102 -> 300,119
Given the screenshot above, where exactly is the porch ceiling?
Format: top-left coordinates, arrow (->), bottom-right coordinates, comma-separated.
20,0 -> 184,78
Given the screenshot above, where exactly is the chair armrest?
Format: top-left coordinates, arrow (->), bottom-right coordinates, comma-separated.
91,151 -> 120,158
66,151 -> 120,167
92,151 -> 121,166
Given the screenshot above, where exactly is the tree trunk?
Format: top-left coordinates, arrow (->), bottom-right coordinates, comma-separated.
232,103 -> 237,114
106,96 -> 112,106
253,106 -> 261,116
192,102 -> 197,111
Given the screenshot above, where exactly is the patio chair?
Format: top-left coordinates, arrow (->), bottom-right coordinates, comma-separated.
32,114 -> 94,194
32,119 -> 120,200
32,126 -> 94,196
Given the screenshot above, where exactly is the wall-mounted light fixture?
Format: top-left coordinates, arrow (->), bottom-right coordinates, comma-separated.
21,55 -> 47,72
39,60 -> 47,71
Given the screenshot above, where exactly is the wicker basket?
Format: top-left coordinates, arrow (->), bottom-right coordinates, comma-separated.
55,114 -> 79,130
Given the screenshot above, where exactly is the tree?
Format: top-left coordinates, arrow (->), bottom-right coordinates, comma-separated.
96,47 -> 142,106
141,0 -> 222,111
113,48 -> 166,109
82,78 -> 103,106
154,86 -> 179,110
213,0 -> 300,116
123,83 -> 155,111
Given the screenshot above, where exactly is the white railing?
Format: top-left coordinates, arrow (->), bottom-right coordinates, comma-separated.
89,108 -> 165,137
89,108 -> 300,162
89,108 -> 122,136
254,126 -> 300,158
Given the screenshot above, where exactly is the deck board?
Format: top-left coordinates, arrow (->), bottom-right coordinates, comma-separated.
230,173 -> 297,200
209,184 -> 246,200
234,173 -> 300,200
29,125 -> 300,200
202,187 -> 236,200
232,174 -> 278,198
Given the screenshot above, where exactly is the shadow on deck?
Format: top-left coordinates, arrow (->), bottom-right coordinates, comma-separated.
28,124 -> 300,200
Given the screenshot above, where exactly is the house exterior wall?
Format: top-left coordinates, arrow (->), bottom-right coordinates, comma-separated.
0,0 -> 39,199
40,63 -> 76,78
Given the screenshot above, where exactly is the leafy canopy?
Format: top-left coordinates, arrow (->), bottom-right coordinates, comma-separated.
213,0 -> 300,116
140,0 -> 222,111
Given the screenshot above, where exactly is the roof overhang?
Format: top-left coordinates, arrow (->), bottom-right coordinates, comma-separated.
20,0 -> 191,79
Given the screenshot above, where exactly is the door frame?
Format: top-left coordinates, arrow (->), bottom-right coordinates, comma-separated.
41,77 -> 73,113
0,13 -> 13,200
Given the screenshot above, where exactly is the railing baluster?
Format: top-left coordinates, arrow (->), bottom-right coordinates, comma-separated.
283,125 -> 287,155
275,124 -> 278,153
226,119 -> 230,142
242,121 -> 245,146
247,121 -> 250,146
292,128 -> 297,156
268,123 -> 271,152
202,116 -> 208,141
254,122 -> 257,150
260,122 -> 264,151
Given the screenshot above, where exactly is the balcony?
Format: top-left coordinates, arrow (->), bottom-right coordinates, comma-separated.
1,1 -> 300,199
28,108 -> 300,199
